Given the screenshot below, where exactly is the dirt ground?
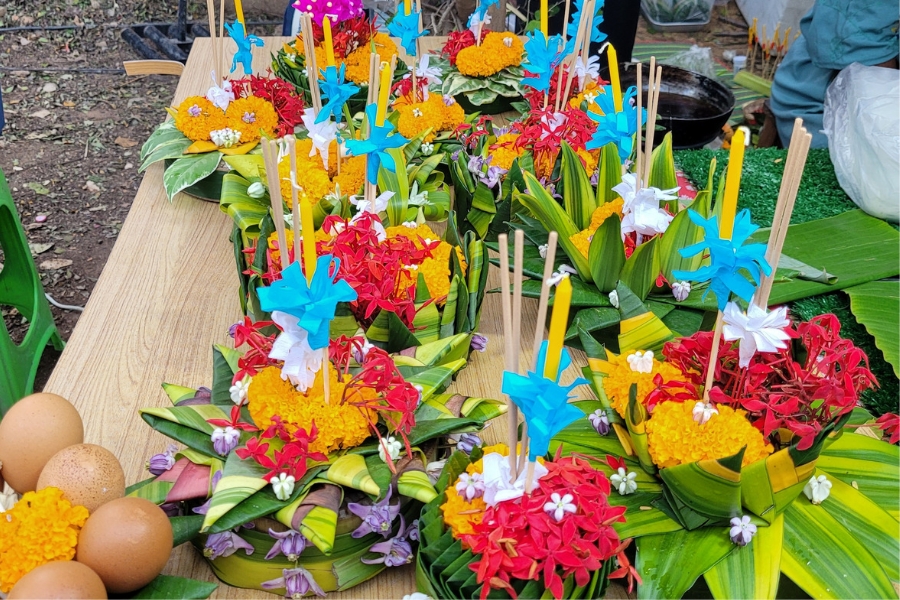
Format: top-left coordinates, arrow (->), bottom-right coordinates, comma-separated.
0,0 -> 749,389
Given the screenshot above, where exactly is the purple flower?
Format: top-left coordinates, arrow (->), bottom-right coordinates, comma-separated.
590,169 -> 599,186
228,322 -> 240,338
361,516 -> 414,567
188,103 -> 202,117
455,472 -> 485,501
211,426 -> 240,456
193,470 -> 223,515
467,154 -> 485,174
729,515 -> 757,546
470,334 -> 488,352
347,487 -> 400,539
266,529 -> 307,561
203,530 -> 255,560
242,111 -> 256,123
262,567 -> 325,599
442,94 -> 456,106
147,444 -> 178,475
406,519 -> 419,542
589,409 -> 610,436
480,164 -> 506,188
455,433 -> 481,454
160,502 -> 182,517
451,149 -> 461,162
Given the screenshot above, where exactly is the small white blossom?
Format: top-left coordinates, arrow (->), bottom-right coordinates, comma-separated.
672,281 -> 691,302
421,142 -> 434,156
455,472 -> 486,502
402,221 -> 418,228
803,475 -> 832,505
0,488 -> 17,512
692,401 -> 719,425
543,492 -> 577,522
247,181 -> 267,198
407,182 -> 430,207
229,376 -> 251,405
502,35 -> 513,48
351,191 -> 394,214
271,473 -> 296,501
538,243 -> 549,259
730,515 -> 757,546
412,108 -> 423,118
378,436 -> 403,463
210,128 -> 241,148
546,264 -> 577,287
626,350 -> 654,374
610,467 -> 637,495
723,302 -> 792,368
609,290 -> 619,308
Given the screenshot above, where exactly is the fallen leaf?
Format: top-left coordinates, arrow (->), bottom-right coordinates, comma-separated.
29,109 -> 51,119
42,82 -> 58,93
28,242 -> 53,255
40,258 -> 73,270
114,136 -> 138,148
25,182 -> 50,195
88,204 -> 107,212
63,100 -> 76,107
83,181 -> 100,192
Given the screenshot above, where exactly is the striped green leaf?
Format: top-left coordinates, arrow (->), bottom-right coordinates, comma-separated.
620,237 -> 659,301
162,152 -> 222,201
625,384 -> 656,475
635,526 -> 735,600
589,214 -> 626,293
559,142 -> 597,230
162,383 -> 196,404
326,454 -> 380,496
741,445 -> 817,524
616,283 -> 675,353
704,514 -> 783,600
139,125 -> 193,171
127,479 -> 174,504
220,172 -> 269,236
660,448 -> 744,530
610,491 -> 682,539
398,469 -> 438,503
818,432 -> 900,518
647,133 -> 677,208
223,153 -> 264,180
596,142 -> 623,205
140,404 -> 229,458
658,208 -> 706,286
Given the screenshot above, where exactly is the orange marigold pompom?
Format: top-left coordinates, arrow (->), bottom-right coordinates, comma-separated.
225,96 -> 279,143
569,198 -> 625,258
456,32 -> 523,77
174,96 -> 227,141
600,348 -> 685,418
386,223 -> 466,302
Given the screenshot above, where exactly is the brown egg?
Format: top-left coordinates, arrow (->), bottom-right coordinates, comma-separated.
37,444 -> 125,513
76,497 -> 173,594
8,560 -> 107,599
0,393 -> 84,493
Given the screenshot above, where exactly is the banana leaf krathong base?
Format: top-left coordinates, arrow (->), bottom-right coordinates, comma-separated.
164,159 -> 224,202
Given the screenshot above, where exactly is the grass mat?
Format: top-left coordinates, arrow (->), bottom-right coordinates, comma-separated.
674,147 -> 898,417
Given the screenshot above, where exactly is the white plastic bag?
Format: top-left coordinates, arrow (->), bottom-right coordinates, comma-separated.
823,62 -> 900,222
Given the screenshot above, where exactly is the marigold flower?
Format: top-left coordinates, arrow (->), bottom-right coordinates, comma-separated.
396,97 -> 445,142
646,400 -> 773,468
225,95 -> 279,142
455,32 -> 524,77
385,223 -> 466,303
174,96 -> 227,141
569,198 -> 625,259
0,487 -> 90,592
600,348 -> 684,417
489,133 -> 524,170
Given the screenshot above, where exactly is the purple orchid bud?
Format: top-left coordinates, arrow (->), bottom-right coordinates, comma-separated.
262,567 -> 326,599
480,164 -> 507,188
730,515 -> 757,546
467,154 -> 485,174
590,169 -> 600,186
456,433 -> 481,454
147,444 -> 178,475
451,149 -> 461,162
266,529 -> 308,561
589,409 -> 610,436
347,487 -> 401,539
442,94 -> 456,107
228,322 -> 240,338
203,530 -> 254,560
470,333 -> 488,352
361,517 -> 414,567
406,519 -> 419,542
211,426 -> 240,456
160,502 -> 182,517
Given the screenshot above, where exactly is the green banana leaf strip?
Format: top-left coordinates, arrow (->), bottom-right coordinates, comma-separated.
596,142 -> 622,205
560,142 -> 597,230
589,214 -> 626,293
619,236 -> 659,301
127,479 -> 174,504
624,384 -> 656,475
818,431 -> 900,518
211,344 -> 241,406
132,575 -> 218,599
171,515 -> 205,547
659,448 -> 744,530
658,207 -> 706,285
609,491 -> 682,539
703,514 -> 783,600
565,307 -> 621,342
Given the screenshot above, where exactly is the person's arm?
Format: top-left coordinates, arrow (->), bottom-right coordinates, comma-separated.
874,56 -> 899,69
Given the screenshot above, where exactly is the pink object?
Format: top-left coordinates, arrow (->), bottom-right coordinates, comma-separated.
291,0 -> 364,25
35,215 -> 47,223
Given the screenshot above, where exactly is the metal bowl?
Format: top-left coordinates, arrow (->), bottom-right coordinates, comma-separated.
600,63 -> 735,149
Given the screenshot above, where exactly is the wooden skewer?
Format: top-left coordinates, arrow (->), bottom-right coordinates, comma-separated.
498,234 -> 518,481
509,229 -> 525,477
261,139 -> 288,271
553,0 -> 572,112
561,0 -> 591,105
702,314 -> 724,402
641,57 -> 656,185
634,62 -> 643,192
643,64 -> 662,186
218,0 -> 226,80
517,230 -> 559,476
205,0 -> 220,82
287,135 -> 301,267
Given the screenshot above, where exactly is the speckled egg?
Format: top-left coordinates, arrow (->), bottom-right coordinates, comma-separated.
0,393 -> 84,493
8,560 -> 107,599
37,444 -> 125,513
76,497 -> 173,593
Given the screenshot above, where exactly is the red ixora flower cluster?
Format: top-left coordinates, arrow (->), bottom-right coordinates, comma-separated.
663,313 -> 877,450
305,15 -> 373,58
232,73 -> 305,137
441,28 -> 489,66
875,413 -> 900,444
236,415 -> 328,480
231,316 -> 278,383
512,106 -> 596,173
462,453 -> 626,600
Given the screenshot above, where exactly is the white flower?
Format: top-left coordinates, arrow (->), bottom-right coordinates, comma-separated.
268,311 -> 322,392
803,475 -> 832,505
407,181 -> 430,207
671,281 -> 691,302
402,594 -> 432,600
626,350 -> 654,374
301,108 -> 339,171
412,108 -> 423,118
543,492 -> 577,522
481,452 -> 548,506
546,264 -> 577,287
574,55 -> 600,89
729,515 -> 757,546
412,54 -> 442,86
584,91 -> 597,104
351,191 -> 394,215
210,128 -> 241,148
539,111 -> 567,141
692,401 -> 719,425
466,11 -> 490,34
609,290 -> 619,308
613,173 -> 679,239
722,302 -> 792,368
402,221 -> 418,228
378,436 -> 403,463
206,73 -> 234,110
421,142 -> 434,156
610,467 -> 637,495
0,488 -> 17,512
247,181 -> 267,198
425,459 -> 446,484
271,473 -> 296,501
538,243 -> 549,259
502,35 -> 513,48
455,472 -> 486,501
229,376 -> 251,405
211,426 -> 239,451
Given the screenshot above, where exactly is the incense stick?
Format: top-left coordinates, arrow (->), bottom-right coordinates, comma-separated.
553,0 -> 572,111
498,234 -> 518,481
287,135 -> 301,266
634,62 -> 643,191
561,0 -> 591,105
702,314 -> 724,402
261,139 -> 288,270
643,64 -> 662,186
509,230 -> 525,476
218,0 -> 226,81
205,0 -> 220,82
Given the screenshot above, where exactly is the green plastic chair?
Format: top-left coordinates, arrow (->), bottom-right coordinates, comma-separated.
0,168 -> 64,416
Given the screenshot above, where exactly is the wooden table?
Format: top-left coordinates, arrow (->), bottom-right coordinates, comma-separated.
45,37 -> 627,599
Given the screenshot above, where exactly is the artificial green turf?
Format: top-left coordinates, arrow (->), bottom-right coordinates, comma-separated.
674,147 -> 898,417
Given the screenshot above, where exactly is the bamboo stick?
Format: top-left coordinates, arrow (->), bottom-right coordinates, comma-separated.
218,0 -> 226,80
498,234 -> 518,481
205,0 -> 220,82
553,0 -> 572,112
510,230 -> 525,476
643,64 -> 662,186
261,139 -> 288,271
634,62 -> 643,191
287,135 -> 301,266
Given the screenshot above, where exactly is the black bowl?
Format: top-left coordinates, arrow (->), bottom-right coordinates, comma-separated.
599,63 -> 735,149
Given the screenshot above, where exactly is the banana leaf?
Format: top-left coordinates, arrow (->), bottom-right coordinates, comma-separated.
647,133 -> 677,202
201,450 -> 270,531
658,207 -> 706,286
133,575 -> 217,599
619,237 -> 659,301
818,431 -> 900,519
211,344 -> 241,406
609,491 -> 683,539
276,481 -> 342,553
596,142 -> 622,205
565,307 -> 621,342
845,281 -> 899,377
220,173 -> 269,236
703,514 -> 784,600
326,454 -> 380,496
589,214 -> 626,293
624,384 -> 656,474
616,283 -> 675,353
560,142 -> 597,230
140,404 -> 230,459
659,448 -> 744,530
170,515 -> 205,547
163,383 -> 197,404
140,125 -> 194,171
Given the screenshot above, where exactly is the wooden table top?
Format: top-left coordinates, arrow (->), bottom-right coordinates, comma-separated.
44,37 -> 628,599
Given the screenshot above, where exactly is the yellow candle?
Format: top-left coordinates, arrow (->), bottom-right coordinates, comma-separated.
322,16 -> 336,67
540,0 -> 548,37
607,44 -> 623,112
300,194 -> 317,283
234,0 -> 245,25
720,128 -> 745,240
375,61 -> 391,126
543,276 -> 572,380
404,0 -> 411,15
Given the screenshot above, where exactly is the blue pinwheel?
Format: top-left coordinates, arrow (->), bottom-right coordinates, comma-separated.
567,0 -> 607,43
471,0 -> 498,23
317,64 -> 359,124
501,341 -> 587,461
585,85 -> 644,161
672,209 -> 772,311
386,11 -> 428,57
522,30 -> 568,93
225,21 -> 264,75
257,255 -> 357,350
345,103 -> 409,184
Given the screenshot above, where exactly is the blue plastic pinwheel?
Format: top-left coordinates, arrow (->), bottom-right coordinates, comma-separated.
257,255 -> 358,350
471,0 -> 498,22
225,21 -> 264,75
585,85 -> 644,161
345,103 -> 410,184
317,64 -> 359,124
386,11 -> 428,57
522,30 -> 568,93
501,341 -> 587,461
567,0 -> 607,44
673,209 -> 772,311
